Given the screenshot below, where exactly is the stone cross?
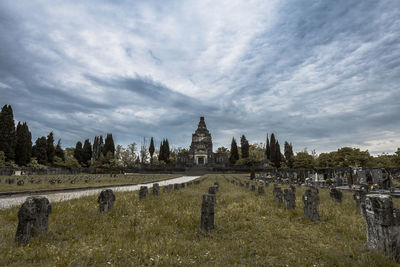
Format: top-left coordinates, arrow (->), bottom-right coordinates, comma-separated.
302,187 -> 320,221
98,189 -> 116,212
258,185 -> 265,195
273,186 -> 283,204
363,194 -> 400,262
200,194 -> 215,232
152,183 -> 160,196
15,196 -> 52,245
283,188 -> 296,210
330,188 -> 343,203
139,186 -> 148,200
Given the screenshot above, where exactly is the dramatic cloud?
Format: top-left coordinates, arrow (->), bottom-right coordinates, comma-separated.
0,0 -> 399,154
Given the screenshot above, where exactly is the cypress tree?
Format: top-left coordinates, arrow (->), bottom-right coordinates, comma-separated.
15,122 -> 32,166
165,139 -> 170,163
275,141 -> 281,168
270,133 -> 276,166
149,137 -> 155,164
55,139 -> 65,161
0,105 -> 16,161
46,132 -> 55,164
82,139 -> 92,167
284,141 -> 294,168
74,141 -> 83,165
229,137 -> 239,164
32,137 -> 48,165
266,135 -> 270,160
158,140 -> 164,162
104,133 -> 115,156
240,135 -> 249,159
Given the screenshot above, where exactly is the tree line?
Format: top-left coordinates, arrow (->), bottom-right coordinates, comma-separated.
1,104 -> 400,169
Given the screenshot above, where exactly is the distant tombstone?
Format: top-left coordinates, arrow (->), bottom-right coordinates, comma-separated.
181,183 -> 185,188
194,180 -> 200,185
363,194 -> 400,262
371,169 -> 383,184
251,184 -> 256,192
6,178 -> 15,184
245,182 -> 249,188
354,186 -> 368,214
152,183 -> 160,196
162,186 -> 168,193
273,186 -> 283,204
200,194 -> 215,232
290,184 -> 296,193
168,184 -> 173,191
214,182 -> 219,192
258,186 -> 265,195
208,186 -> 217,195
139,186 -> 149,200
15,196 -> 52,245
283,188 -> 296,210
240,182 -> 244,187
174,183 -> 180,190
336,177 -> 343,186
302,187 -> 320,221
98,189 -> 116,212
17,180 -> 24,186
330,188 -> 343,203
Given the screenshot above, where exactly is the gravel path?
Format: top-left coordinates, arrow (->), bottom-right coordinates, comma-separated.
0,176 -> 200,210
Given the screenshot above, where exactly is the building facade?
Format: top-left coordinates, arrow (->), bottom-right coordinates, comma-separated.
177,117 -> 228,166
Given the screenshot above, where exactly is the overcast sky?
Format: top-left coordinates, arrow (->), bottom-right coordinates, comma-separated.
1,0 -> 399,155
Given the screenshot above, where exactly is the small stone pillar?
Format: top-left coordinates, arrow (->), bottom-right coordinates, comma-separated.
258,185 -> 265,195
15,196 -> 52,245
302,187 -> 320,221
251,184 -> 256,191
330,188 -> 343,203
283,188 -> 296,210
181,183 -> 185,188
208,186 -> 217,204
98,189 -> 116,212
174,183 -> 180,190
139,186 -> 148,200
200,194 -> 215,232
363,194 -> 400,262
273,186 -> 283,204
152,183 -> 160,196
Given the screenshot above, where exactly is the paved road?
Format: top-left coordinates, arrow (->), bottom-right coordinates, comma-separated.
0,176 -> 200,210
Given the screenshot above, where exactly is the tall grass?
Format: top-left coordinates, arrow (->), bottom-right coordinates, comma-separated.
0,174 -> 398,266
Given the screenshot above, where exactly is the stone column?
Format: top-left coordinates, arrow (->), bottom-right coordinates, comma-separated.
139,186 -> 148,200
200,194 -> 215,232
98,189 -> 116,212
283,188 -> 296,210
152,183 -> 160,196
363,194 -> 400,262
302,187 -> 320,221
15,196 -> 52,245
330,188 -> 343,203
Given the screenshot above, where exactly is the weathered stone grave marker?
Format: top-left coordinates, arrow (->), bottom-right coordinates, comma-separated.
283,188 -> 296,210
363,194 -> 400,262
302,187 -> 320,221
273,185 -> 283,204
258,185 -> 265,195
330,188 -> 343,203
98,189 -> 116,212
15,196 -> 52,245
152,183 -> 160,196
200,194 -> 215,232
139,186 -> 149,200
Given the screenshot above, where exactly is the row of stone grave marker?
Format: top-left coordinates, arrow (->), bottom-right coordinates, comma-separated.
14,177 -> 208,245
232,177 -> 400,262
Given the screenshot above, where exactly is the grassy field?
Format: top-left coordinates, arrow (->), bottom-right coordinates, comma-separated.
0,174 -> 398,266
0,174 -> 181,192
